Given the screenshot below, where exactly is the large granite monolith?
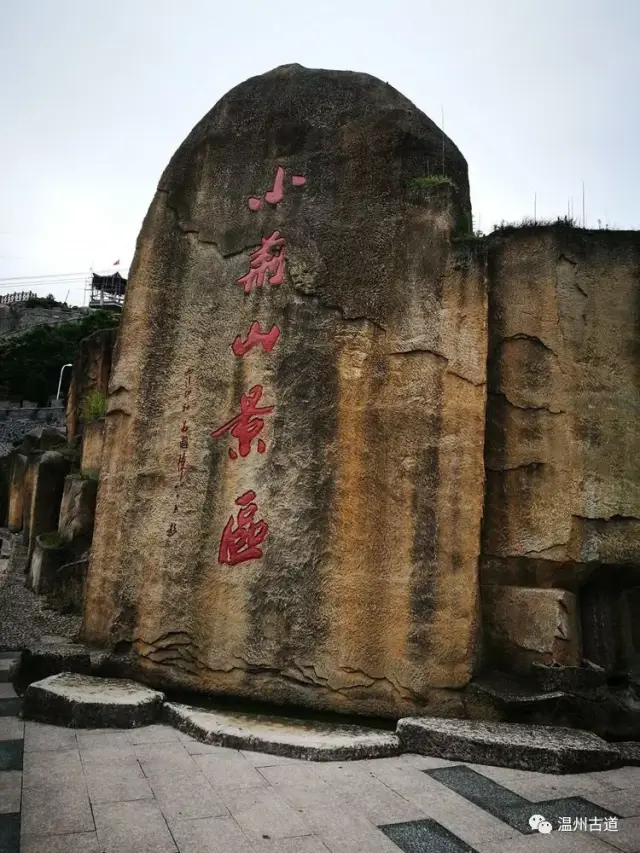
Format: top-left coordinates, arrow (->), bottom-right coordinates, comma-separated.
83,65 -> 488,717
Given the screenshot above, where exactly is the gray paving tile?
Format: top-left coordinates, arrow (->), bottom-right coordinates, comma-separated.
126,724 -> 181,745
315,808 -> 409,853
21,831 -> 101,853
398,777 -> 517,846
241,750 -> 307,767
194,753 -> 269,790
599,816 -> 640,853
291,758 -> 426,824
83,758 -> 154,804
0,771 -> 22,814
596,768 -> 640,791
149,771 -> 229,823
219,785 -> 310,843
588,787 -> 640,818
24,722 -> 77,752
0,684 -> 17,700
0,717 -> 24,741
476,831 -> 619,852
21,782 -> 94,836
0,699 -> 21,717
93,799 -> 177,853
76,731 -> 134,751
400,754 -> 458,770
0,739 -> 23,771
258,763 -> 326,788
134,742 -> 200,779
171,816 -> 255,853
473,765 -> 620,801
184,742 -> 242,757
22,747 -> 82,788
497,796 -> 621,835
0,812 -> 20,853
381,818 -> 477,852
252,838 -> 331,852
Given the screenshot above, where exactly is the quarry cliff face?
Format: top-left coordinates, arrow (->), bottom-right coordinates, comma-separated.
80,65 -> 639,722
481,228 -> 640,676
82,64 -> 488,717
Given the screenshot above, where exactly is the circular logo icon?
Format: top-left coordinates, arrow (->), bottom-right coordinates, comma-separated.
528,815 -> 546,831
538,820 -> 553,834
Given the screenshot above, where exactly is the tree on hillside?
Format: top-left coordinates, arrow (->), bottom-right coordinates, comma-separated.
0,310 -> 120,405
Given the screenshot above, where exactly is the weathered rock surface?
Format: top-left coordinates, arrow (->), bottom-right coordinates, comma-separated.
83,64 -> 488,717
481,586 -> 580,672
164,702 -> 400,760
19,644 -> 91,685
397,716 -> 623,773
66,327 -> 117,440
23,672 -> 164,727
58,473 -> 98,551
481,228 -> 640,675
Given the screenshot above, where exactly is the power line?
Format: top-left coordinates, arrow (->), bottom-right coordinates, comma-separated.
0,270 -> 92,283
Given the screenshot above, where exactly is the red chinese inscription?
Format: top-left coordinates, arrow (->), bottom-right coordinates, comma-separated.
218,490 -> 269,565
248,166 -> 306,211
232,321 -> 280,357
211,385 -> 273,459
236,231 -> 286,293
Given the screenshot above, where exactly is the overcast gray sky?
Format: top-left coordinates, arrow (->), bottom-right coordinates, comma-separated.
1,0 -> 638,306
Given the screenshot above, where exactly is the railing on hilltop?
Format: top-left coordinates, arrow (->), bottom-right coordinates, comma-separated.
0,291 -> 38,305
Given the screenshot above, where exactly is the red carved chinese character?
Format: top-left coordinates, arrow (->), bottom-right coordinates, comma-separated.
218,490 -> 268,565
236,232 -> 286,293
247,167 -> 307,210
182,403 -> 191,413
211,385 -> 273,459
167,522 -> 177,537
232,321 -> 280,357
179,435 -> 189,449
181,420 -> 188,433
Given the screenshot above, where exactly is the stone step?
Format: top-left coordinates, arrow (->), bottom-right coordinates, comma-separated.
397,716 -> 623,774
23,673 -> 164,728
163,702 -> 401,761
0,657 -> 19,683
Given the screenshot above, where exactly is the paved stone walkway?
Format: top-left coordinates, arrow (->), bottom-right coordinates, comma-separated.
2,697 -> 639,853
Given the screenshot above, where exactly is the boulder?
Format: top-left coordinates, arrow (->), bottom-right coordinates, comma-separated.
82,65 -> 488,717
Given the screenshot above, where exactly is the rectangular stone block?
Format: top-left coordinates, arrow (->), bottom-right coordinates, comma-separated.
481,585 -> 580,672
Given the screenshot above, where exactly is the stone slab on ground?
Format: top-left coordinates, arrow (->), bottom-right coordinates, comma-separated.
23,673 -> 164,728
19,644 -> 91,685
163,701 -> 401,761
396,716 -> 623,773
617,741 -> 640,766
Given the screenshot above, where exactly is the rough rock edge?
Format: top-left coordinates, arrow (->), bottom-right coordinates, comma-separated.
23,674 -> 164,728
163,701 -> 401,762
617,741 -> 640,766
396,717 -> 623,774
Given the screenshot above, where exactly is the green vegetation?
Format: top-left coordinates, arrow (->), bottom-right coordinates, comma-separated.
24,293 -> 61,309
40,531 -> 64,549
493,215 -> 580,233
0,308 -> 119,405
454,211 -> 485,242
408,174 -> 457,190
82,390 -> 106,423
